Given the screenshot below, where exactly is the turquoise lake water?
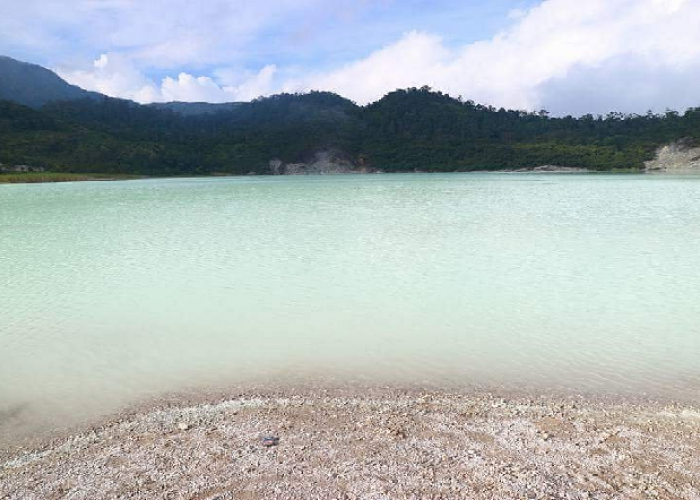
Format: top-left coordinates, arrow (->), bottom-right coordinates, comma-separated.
1,173 -> 700,430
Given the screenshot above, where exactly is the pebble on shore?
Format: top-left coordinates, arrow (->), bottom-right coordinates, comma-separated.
1,388 -> 699,500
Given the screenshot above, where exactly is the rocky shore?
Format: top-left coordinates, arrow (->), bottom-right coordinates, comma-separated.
2,387 -> 699,500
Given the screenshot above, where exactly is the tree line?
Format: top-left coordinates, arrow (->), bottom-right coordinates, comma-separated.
2,86 -> 699,175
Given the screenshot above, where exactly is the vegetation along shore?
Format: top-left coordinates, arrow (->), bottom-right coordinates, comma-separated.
0,172 -> 139,184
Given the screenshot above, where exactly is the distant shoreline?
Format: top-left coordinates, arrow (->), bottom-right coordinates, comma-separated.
0,168 -> 644,185
6,164 -> 698,185
0,172 -> 141,184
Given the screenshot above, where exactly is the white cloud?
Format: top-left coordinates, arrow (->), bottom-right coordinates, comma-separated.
223,65 -> 278,101
285,0 -> 700,113
161,74 -> 228,103
540,55 -> 700,116
57,53 -> 278,104
281,32 -> 450,102
52,0 -> 700,114
56,53 -> 160,103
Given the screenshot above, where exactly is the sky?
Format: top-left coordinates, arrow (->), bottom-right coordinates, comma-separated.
2,0 -> 700,115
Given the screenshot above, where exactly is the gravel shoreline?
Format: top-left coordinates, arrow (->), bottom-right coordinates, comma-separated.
2,386 -> 700,499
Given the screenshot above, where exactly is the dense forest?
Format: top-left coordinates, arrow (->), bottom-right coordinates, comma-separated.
2,86 -> 700,176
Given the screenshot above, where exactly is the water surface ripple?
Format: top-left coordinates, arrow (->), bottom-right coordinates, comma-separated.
2,173 -> 700,428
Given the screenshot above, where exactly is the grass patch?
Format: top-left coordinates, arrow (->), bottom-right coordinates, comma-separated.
0,172 -> 139,184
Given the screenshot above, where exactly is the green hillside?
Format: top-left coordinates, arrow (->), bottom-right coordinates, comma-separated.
2,56 -> 700,176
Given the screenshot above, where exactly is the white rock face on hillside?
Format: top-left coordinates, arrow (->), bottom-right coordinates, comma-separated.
645,141 -> 700,173
268,150 -> 377,174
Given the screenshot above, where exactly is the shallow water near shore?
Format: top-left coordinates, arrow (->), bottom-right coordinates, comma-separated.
2,173 -> 700,434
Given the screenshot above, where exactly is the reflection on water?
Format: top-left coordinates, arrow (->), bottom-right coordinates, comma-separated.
1,173 -> 700,434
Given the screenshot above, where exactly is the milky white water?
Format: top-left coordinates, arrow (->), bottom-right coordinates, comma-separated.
1,173 -> 700,433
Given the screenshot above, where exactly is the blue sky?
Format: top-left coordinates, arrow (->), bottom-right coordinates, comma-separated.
2,0 -> 700,115
2,1 -> 536,73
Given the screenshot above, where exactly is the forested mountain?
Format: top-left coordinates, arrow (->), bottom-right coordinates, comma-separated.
359,88 -> 700,171
0,56 -> 101,108
1,57 -> 700,176
147,101 -> 244,116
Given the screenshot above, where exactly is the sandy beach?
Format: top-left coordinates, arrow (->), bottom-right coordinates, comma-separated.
2,386 -> 699,500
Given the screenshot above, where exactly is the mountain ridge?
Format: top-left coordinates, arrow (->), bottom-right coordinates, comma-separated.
0,56 -> 104,108
1,55 -> 700,176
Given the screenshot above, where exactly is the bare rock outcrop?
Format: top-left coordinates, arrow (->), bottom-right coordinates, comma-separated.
645,141 -> 700,173
268,150 -> 376,175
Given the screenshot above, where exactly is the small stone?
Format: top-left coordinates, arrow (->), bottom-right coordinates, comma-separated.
177,422 -> 190,431
262,436 -> 280,447
389,427 -> 407,439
